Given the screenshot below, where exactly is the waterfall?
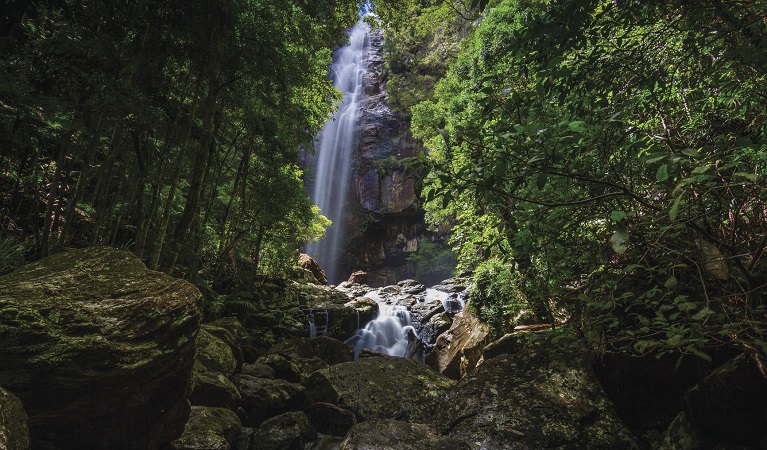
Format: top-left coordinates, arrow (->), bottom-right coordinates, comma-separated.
346,290 -> 418,359
305,7 -> 372,285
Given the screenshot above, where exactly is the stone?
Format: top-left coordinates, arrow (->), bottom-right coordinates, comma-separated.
339,420 -> 470,450
257,354 -> 302,382
304,402 -> 357,436
232,374 -> 306,427
240,362 -> 275,379
347,270 -> 367,284
299,253 -> 328,285
0,386 -> 30,450
170,406 -> 242,450
434,327 -> 640,449
302,355 -> 454,423
652,411 -> 699,450
190,371 -> 241,410
266,336 -> 355,381
202,323 -> 244,372
683,353 -> 767,447
426,306 -> 492,379
208,316 -> 259,363
250,411 -> 317,450
196,328 -> 238,376
0,247 -> 202,449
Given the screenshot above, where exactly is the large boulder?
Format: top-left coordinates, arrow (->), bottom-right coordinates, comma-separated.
426,306 -> 492,379
195,328 -> 238,375
265,336 -> 355,381
232,374 -> 306,427
169,406 -> 242,450
207,317 -> 258,363
302,355 -> 454,423
190,372 -> 241,410
298,254 -> 327,285
250,411 -> 317,450
434,328 -> 640,449
683,353 -> 767,447
0,386 -> 30,450
0,247 -> 202,449
339,420 -> 469,450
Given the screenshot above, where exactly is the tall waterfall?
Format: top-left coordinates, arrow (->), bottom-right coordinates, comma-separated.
305,8 -> 372,285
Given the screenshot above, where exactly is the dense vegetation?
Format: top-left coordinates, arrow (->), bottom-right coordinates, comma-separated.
0,0 -> 358,288
377,0 -> 767,366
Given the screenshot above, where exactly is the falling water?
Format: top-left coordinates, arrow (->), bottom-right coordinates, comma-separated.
305,7 -> 373,285
346,290 -> 418,358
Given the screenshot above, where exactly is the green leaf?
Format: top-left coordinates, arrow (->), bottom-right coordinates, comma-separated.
691,307 -> 714,320
664,276 -> 677,289
611,210 -> 626,222
733,172 -> 758,182
656,164 -> 669,181
688,348 -> 712,362
681,148 -> 699,157
610,227 -> 629,254
670,193 -> 684,222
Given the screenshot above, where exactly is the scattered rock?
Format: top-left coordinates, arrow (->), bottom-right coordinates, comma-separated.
257,354 -> 302,382
426,306 -> 491,379
240,362 -> 276,379
170,406 -> 242,450
208,316 -> 260,363
233,374 -> 306,427
347,270 -> 367,284
435,327 -> 640,449
299,254 -> 328,285
339,420 -> 469,450
0,386 -> 30,450
0,247 -> 202,449
196,328 -> 238,376
251,411 -> 317,450
304,402 -> 357,436
190,372 -> 241,410
302,355 -> 454,423
202,323 -> 244,372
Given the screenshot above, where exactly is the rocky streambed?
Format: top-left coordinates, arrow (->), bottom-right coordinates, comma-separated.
1,247 -> 764,449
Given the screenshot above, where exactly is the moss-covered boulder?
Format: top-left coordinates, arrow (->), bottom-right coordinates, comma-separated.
266,336 -> 355,380
0,386 -> 30,450
302,355 -> 454,423
232,374 -> 306,427
195,328 -> 238,376
208,317 -> 258,363
339,420 -> 470,450
0,247 -> 202,449
202,323 -> 244,372
251,411 -> 317,450
190,372 -> 241,410
435,328 -> 640,449
169,406 -> 241,450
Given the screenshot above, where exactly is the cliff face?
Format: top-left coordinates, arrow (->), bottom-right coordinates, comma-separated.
341,27 -> 425,286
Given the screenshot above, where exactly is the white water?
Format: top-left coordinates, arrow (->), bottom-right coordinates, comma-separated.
346,290 -> 418,358
305,9 -> 372,285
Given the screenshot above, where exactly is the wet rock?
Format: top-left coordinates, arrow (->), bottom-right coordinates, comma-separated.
0,386 -> 30,450
170,406 -> 241,450
426,306 -> 492,380
0,247 -> 202,449
302,355 -> 454,423
190,372 -> 241,410
202,323 -> 244,372
304,402 -> 357,436
339,420 -> 469,450
683,353 -> 767,447
233,374 -> 306,427
250,411 -> 317,450
398,279 -> 427,294
435,327 -> 640,449
196,328 -> 238,376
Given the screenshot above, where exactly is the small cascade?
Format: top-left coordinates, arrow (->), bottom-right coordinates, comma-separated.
306,308 -> 328,338
346,290 -> 419,358
423,288 -> 466,313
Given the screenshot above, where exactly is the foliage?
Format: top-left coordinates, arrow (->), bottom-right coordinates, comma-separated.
402,0 -> 767,361
468,258 -> 529,336
406,239 -> 457,286
0,0 -> 358,289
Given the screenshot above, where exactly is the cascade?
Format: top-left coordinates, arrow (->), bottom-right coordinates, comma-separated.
305,5 -> 373,285
346,289 -> 418,359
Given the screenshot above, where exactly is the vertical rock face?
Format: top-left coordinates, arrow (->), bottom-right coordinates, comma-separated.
342,26 -> 428,284
0,247 -> 203,449
0,386 -> 30,450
